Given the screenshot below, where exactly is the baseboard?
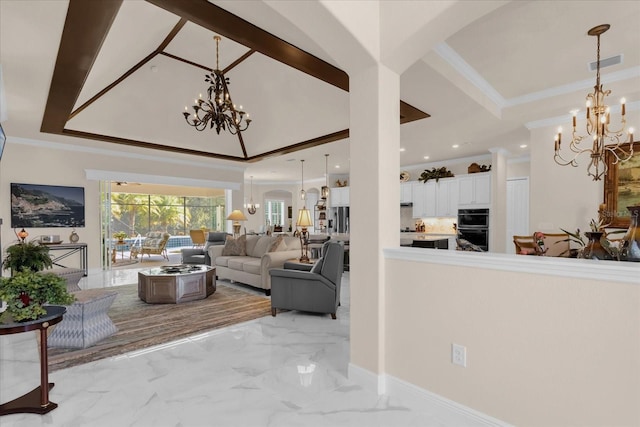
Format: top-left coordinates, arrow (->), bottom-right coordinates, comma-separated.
348,363 -> 512,427
348,363 -> 386,393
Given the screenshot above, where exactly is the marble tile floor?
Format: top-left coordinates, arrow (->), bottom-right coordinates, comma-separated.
1,270 -> 493,427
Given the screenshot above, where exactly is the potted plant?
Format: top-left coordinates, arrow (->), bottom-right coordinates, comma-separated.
113,231 -> 128,243
2,242 -> 53,273
0,270 -> 75,322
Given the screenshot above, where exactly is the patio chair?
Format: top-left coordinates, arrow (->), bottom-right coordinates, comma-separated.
139,232 -> 171,261
189,229 -> 207,248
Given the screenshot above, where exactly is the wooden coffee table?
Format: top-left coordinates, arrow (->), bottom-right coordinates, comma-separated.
138,265 -> 216,304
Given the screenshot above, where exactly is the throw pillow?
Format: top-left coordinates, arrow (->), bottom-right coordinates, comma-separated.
268,235 -> 286,252
222,235 -> 247,256
251,236 -> 276,257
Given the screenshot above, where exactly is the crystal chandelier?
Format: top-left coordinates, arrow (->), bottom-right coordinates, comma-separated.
554,24 -> 634,181
183,36 -> 251,135
246,176 -> 259,215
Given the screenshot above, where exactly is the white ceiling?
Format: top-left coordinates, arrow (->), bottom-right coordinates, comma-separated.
1,0 -> 639,185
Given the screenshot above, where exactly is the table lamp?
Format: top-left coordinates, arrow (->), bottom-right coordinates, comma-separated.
227,209 -> 247,236
296,207 -> 313,262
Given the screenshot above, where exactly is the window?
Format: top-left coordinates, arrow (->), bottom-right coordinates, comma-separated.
264,199 -> 285,227
111,193 -> 225,237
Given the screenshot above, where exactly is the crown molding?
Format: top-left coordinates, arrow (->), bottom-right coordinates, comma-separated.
435,42 -> 640,118
507,66 -> 640,108
9,136 -> 244,172
85,169 -> 241,190
525,99 -> 640,130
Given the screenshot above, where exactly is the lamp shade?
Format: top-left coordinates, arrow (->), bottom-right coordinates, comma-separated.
227,210 -> 247,221
296,208 -> 313,227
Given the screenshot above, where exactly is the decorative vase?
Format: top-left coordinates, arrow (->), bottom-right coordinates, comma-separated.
582,231 -> 613,260
621,206 -> 640,262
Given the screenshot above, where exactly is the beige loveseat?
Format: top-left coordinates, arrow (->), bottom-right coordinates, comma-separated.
208,234 -> 302,295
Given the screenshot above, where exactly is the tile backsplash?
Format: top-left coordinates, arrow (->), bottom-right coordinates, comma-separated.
400,207 -> 456,234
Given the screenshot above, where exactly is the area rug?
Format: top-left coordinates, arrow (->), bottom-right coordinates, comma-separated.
48,283 -> 271,372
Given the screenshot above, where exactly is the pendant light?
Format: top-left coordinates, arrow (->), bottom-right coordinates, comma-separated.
321,154 -> 329,200
246,176 -> 259,215
300,159 -> 306,200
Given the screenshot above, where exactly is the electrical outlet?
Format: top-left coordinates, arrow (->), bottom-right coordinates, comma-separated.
452,343 -> 467,367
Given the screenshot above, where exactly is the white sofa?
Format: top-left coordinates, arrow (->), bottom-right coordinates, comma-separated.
208,234 -> 302,295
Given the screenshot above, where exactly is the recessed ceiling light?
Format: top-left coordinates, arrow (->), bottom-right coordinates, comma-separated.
423,156 -> 430,160
520,144 -> 528,148
400,148 -> 406,152
335,165 -> 340,169
452,144 -> 459,148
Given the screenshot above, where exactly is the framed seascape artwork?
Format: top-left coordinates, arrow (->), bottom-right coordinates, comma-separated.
10,183 -> 85,228
603,141 -> 640,228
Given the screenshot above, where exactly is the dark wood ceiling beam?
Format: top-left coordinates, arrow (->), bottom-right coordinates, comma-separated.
41,0 -> 123,133
246,130 -> 349,162
145,0 -> 349,91
400,101 -> 430,123
42,0 -> 428,162
61,129 -> 246,162
70,18 -> 187,120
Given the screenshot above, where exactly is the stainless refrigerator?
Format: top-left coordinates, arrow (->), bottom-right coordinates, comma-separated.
332,206 -> 349,233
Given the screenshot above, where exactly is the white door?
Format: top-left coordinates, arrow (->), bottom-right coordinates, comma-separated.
506,178 -> 530,254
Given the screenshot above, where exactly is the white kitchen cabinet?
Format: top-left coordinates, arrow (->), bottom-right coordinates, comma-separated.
412,182 -> 436,218
435,179 -> 459,216
330,187 -> 350,207
458,173 -> 491,207
400,182 -> 413,204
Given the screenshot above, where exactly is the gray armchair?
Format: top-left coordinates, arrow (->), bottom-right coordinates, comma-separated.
269,241 -> 344,319
181,232 -> 230,265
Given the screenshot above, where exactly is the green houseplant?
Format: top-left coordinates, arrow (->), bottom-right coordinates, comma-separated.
113,231 -> 128,243
0,270 -> 75,322
2,242 -> 53,273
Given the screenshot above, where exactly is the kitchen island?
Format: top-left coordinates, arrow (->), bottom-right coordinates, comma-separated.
399,232 -> 456,249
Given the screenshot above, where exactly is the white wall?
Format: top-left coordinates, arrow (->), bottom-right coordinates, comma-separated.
384,252 -> 640,426
0,137 -> 244,272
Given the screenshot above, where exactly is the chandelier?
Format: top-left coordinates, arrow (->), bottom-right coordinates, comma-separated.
183,36 -> 251,135
554,24 -> 634,181
246,176 -> 259,215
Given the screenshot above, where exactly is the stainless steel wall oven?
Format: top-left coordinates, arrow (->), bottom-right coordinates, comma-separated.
457,208 -> 489,251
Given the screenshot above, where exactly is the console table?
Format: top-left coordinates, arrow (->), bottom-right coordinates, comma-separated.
47,243 -> 88,276
0,306 -> 66,416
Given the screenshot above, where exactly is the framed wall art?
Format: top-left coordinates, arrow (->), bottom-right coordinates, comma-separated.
11,183 -> 85,228
603,141 -> 640,228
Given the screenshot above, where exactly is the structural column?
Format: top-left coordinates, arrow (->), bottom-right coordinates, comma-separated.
489,148 -> 508,253
349,63 -> 400,391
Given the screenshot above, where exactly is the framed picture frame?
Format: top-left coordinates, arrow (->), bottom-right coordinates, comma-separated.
603,141 -> 640,228
10,183 -> 86,228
